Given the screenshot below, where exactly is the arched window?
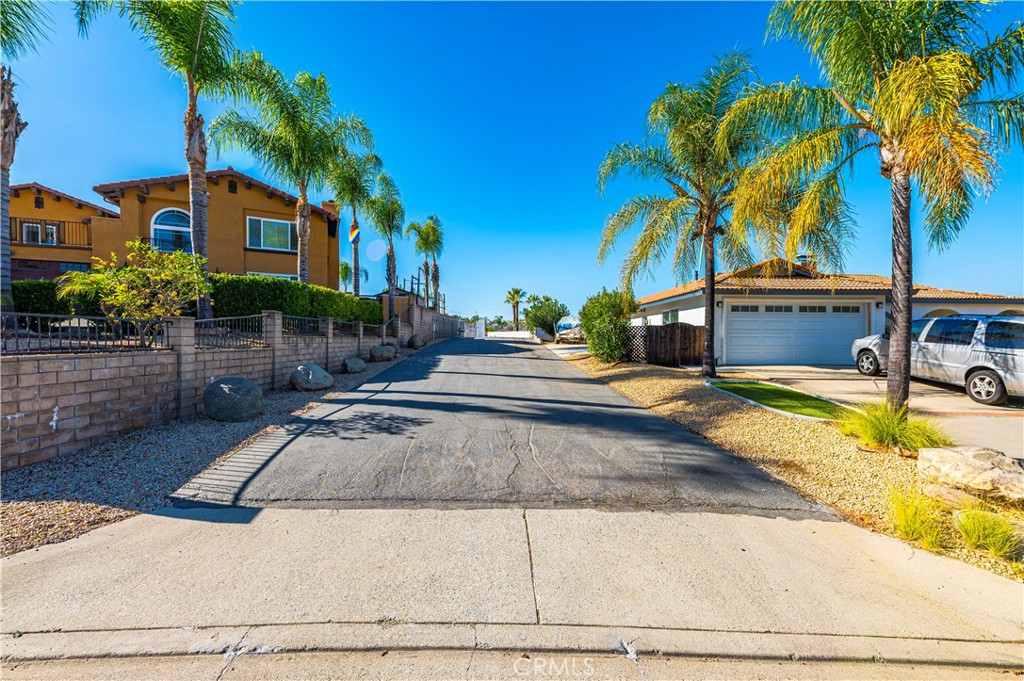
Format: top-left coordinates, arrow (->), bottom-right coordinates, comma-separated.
923,308 -> 959,318
997,309 -> 1023,316
150,208 -> 192,253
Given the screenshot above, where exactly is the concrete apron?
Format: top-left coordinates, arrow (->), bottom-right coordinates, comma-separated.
2,506 -> 1021,668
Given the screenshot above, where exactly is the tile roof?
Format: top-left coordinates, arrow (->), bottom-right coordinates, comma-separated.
636,260 -> 1023,305
11,182 -> 119,218
92,168 -> 333,219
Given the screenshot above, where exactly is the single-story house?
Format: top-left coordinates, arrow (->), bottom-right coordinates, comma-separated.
632,259 -> 1024,366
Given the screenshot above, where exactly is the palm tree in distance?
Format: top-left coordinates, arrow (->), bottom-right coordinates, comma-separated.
329,149 -> 381,298
211,54 -> 372,283
365,173 -> 405,322
338,261 -> 368,294
505,288 -> 526,331
426,215 -> 444,311
1,0 -> 53,314
405,218 -> 436,304
76,0 -> 241,319
726,1 -> 1024,409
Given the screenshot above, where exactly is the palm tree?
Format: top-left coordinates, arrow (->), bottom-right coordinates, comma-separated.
599,53 -> 849,377
338,261 -> 368,294
425,215 -> 444,311
211,54 -> 372,283
75,0 -> 241,319
505,288 -> 526,330
726,2 -> 1024,409
329,150 -> 381,297
1,0 -> 53,314
365,173 -> 405,322
405,218 -> 436,304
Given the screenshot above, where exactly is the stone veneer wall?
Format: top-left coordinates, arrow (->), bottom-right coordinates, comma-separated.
0,306 -> 455,471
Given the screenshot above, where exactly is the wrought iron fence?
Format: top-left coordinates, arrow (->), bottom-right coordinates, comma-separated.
332,320 -> 359,337
362,323 -> 386,338
10,217 -> 92,248
1,312 -> 168,355
195,315 -> 266,349
282,315 -> 323,336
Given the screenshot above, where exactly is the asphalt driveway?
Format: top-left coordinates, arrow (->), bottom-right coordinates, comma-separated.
176,338 -> 813,512
737,365 -> 1024,456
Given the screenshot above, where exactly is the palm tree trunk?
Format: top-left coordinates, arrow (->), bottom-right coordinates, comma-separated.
386,243 -> 397,326
296,184 -> 311,283
423,258 -> 430,305
701,225 -> 717,378
1,66 -> 25,316
887,173 -> 913,411
431,258 -> 439,311
184,77 -> 212,319
1,166 -> 12,315
350,201 -> 361,297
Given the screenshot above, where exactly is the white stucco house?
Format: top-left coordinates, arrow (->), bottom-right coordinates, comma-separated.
632,258 -> 1024,366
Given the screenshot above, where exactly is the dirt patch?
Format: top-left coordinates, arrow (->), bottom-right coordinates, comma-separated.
567,354 -> 1023,582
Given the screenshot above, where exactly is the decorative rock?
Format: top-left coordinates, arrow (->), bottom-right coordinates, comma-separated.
289,364 -> 335,391
918,446 -> 1024,502
342,357 -> 367,373
203,376 -> 263,422
922,482 -> 979,509
370,344 -> 397,362
408,334 -> 426,349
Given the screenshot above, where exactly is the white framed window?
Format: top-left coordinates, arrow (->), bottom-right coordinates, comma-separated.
22,221 -> 57,245
247,271 -> 299,281
150,208 -> 192,253
247,216 -> 298,252
730,304 -> 759,312
765,305 -> 793,313
833,305 -> 861,314
663,309 -> 679,324
799,305 -> 826,313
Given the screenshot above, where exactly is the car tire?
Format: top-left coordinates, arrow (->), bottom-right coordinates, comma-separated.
966,369 -> 1008,405
856,351 -> 881,376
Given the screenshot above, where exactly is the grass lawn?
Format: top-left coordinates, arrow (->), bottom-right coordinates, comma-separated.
711,381 -> 850,420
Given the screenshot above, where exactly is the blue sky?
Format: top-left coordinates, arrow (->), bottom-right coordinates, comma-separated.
9,1 -> 1024,318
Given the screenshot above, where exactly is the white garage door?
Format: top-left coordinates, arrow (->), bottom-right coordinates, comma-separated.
725,302 -> 867,365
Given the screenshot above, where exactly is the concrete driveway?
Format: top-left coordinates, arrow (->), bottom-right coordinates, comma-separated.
737,365 -> 1024,456
175,338 -> 808,511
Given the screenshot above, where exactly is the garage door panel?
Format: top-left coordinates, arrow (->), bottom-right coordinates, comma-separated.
726,301 -> 866,365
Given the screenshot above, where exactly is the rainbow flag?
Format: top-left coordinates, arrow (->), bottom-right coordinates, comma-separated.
349,223 -> 359,244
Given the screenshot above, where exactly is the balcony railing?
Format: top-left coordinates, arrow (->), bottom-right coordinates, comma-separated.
9,217 -> 92,248
141,237 -> 193,254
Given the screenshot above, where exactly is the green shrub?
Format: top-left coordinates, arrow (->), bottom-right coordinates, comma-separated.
579,288 -> 638,362
838,402 -> 953,454
13,278 -> 103,316
524,297 -> 569,337
888,488 -> 944,549
954,508 -> 1021,560
209,273 -> 382,323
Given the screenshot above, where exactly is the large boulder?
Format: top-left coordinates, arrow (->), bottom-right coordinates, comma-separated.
407,334 -> 426,349
370,344 -> 397,362
918,447 -> 1024,502
203,376 -> 263,422
342,357 -> 367,373
290,364 -> 335,391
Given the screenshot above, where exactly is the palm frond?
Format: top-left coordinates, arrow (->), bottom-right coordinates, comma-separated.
2,0 -> 52,59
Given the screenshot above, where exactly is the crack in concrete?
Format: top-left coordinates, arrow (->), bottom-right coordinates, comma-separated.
620,638 -> 650,681
215,625 -> 253,681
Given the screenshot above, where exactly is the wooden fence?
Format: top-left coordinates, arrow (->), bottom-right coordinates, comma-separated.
643,322 -> 704,367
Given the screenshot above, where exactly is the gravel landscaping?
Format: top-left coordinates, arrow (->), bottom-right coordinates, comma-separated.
1,345 -> 430,557
566,353 -> 1023,582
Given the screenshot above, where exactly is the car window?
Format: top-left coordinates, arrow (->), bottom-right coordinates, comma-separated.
911,319 -> 929,339
924,318 -> 978,345
984,321 -> 1024,350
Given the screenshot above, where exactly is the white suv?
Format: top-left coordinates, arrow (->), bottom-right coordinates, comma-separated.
851,315 -> 1024,405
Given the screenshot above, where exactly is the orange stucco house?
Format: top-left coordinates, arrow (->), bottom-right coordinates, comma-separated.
11,168 -> 341,290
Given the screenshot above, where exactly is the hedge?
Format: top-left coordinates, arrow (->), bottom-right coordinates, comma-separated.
11,279 -> 102,317
12,274 -> 383,324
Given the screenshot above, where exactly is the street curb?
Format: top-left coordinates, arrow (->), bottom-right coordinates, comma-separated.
3,622 -> 1021,668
